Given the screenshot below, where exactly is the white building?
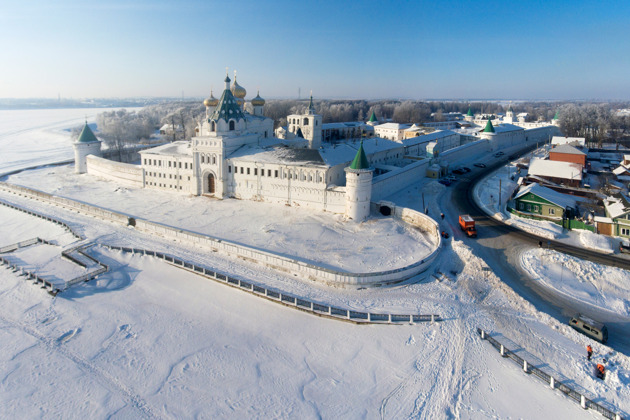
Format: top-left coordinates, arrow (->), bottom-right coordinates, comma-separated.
374,123 -> 411,141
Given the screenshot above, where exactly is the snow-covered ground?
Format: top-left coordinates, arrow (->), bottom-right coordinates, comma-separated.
5,164 -> 436,273
521,248 -> 630,317
0,109 -> 629,419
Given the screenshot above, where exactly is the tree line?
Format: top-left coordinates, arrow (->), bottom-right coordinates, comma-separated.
87,99 -> 630,150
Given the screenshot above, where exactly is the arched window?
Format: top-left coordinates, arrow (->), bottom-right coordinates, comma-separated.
229,120 -> 235,131
211,121 -> 216,131
303,118 -> 309,126
212,155 -> 216,164
201,155 -> 205,164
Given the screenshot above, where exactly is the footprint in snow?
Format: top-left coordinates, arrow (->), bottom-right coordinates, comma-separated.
406,335 -> 416,345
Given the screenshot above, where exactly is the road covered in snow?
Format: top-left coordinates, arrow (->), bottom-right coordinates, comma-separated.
0,109 -> 629,419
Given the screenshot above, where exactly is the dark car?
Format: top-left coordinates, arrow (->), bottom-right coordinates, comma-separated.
438,179 -> 451,186
494,151 -> 504,157
620,241 -> 630,254
474,163 -> 486,168
461,167 -> 471,173
453,169 -> 465,175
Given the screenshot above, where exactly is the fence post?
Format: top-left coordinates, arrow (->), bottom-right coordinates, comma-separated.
367,313 -> 371,322
500,344 -> 506,357
328,306 -> 332,315
388,314 -> 392,324
580,395 -> 586,409
523,360 -> 528,373
409,315 -> 413,324
346,310 -> 350,320
481,330 -> 485,339
549,376 -> 555,389
310,302 -> 313,311
431,314 -> 435,323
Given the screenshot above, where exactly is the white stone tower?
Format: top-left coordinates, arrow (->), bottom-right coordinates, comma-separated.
504,105 -> 515,123
73,122 -> 102,174
344,142 -> 373,222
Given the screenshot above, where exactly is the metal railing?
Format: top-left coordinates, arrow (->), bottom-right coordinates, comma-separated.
477,328 -> 625,420
106,244 -> 442,325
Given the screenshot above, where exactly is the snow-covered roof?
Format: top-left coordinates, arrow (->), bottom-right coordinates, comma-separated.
402,130 -> 457,147
229,145 -> 326,166
515,183 -> 578,209
492,123 -> 524,133
528,158 -> 582,182
613,165 -> 630,176
550,144 -> 585,156
593,216 -> 613,224
375,123 -> 411,130
604,194 -> 630,219
319,137 -> 401,167
551,136 -> 585,147
322,122 -> 367,130
140,141 -> 192,157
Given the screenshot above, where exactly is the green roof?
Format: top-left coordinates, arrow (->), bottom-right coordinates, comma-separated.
507,106 -> 514,113
77,123 -> 99,143
349,142 -> 370,170
209,88 -> 244,122
307,94 -> 315,114
368,110 -> 377,122
553,110 -> 559,120
483,119 -> 495,133
467,107 -> 473,117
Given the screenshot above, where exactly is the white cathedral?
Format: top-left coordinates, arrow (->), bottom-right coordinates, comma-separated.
75,72 -> 374,221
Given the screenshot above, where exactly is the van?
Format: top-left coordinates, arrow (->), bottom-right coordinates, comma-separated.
569,314 -> 608,343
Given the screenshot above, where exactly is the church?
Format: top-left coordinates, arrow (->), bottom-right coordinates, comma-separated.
75,71 -> 560,222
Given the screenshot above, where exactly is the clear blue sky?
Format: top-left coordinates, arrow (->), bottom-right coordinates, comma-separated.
1,0 -> 629,100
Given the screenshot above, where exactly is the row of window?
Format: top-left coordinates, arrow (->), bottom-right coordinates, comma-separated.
519,202 -> 556,215
290,118 -> 317,126
146,172 -> 191,181
228,165 -> 324,183
144,158 -> 192,170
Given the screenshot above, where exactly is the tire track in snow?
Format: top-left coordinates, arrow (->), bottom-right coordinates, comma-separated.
0,313 -> 161,420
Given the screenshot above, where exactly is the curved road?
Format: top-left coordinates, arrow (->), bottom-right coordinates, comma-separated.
446,158 -> 630,356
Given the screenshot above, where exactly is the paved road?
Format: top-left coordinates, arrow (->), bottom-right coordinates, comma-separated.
446,159 -> 630,356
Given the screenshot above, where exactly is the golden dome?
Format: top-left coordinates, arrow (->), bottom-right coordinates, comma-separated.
231,78 -> 247,99
203,92 -> 218,107
236,98 -> 244,107
251,91 -> 265,106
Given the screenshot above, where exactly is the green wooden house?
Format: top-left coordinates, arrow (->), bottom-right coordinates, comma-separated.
513,183 -> 578,219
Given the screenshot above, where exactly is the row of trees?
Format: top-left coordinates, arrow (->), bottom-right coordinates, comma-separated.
89,99 -> 630,151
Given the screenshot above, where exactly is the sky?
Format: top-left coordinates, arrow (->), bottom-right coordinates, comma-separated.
1,0 -> 629,100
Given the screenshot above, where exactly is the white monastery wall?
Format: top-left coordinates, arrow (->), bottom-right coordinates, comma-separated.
86,155 -> 144,188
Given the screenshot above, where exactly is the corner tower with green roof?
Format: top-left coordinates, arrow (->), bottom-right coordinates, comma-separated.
344,142 -> 374,222
367,110 -> 378,126
483,119 -> 495,133
73,122 -> 102,174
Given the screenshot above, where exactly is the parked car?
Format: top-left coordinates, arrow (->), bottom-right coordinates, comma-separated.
445,175 -> 457,182
438,179 -> 451,186
461,167 -> 471,173
620,241 -> 630,254
569,314 -> 608,343
494,151 -> 504,157
453,169 -> 465,175
473,163 -> 486,168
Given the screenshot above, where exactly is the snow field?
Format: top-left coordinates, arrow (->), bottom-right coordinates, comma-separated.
6,164 -> 437,273
521,248 -> 630,317
1,109 -> 629,419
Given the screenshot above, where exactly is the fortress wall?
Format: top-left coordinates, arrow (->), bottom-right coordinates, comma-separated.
86,155 -> 144,188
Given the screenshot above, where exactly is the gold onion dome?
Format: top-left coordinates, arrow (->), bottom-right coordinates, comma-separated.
236,98 -> 244,107
251,91 -> 265,106
231,78 -> 247,99
203,92 -> 218,107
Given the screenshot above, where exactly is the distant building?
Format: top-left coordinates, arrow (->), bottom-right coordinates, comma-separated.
374,123 -> 411,141
549,144 -> 586,167
528,158 -> 583,188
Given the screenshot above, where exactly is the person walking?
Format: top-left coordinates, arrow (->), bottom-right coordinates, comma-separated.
440,213 -> 444,220
587,345 -> 593,361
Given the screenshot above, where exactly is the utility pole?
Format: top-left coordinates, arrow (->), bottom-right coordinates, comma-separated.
498,179 -> 502,211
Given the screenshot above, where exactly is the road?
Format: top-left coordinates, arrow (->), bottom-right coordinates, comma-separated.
445,159 -> 630,356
